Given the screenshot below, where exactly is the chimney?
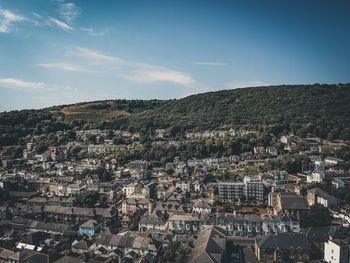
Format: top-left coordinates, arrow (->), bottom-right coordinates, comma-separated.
149,201 -> 154,214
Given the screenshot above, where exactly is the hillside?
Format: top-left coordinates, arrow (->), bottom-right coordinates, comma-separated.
1,84 -> 350,147
124,84 -> 350,138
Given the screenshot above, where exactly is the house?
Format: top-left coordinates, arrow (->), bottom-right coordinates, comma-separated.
260,171 -> 288,187
96,231 -> 160,257
192,200 -> 212,214
54,255 -> 83,263
188,226 -> 227,263
332,178 -> 345,189
269,192 -> 309,219
122,183 -> 150,200
307,172 -> 325,183
266,146 -> 278,156
71,238 -> 95,255
153,201 -> 187,215
121,198 -> 149,214
324,239 -> 349,263
325,157 -> 345,166
192,181 -> 201,192
139,211 -> 168,231
79,219 -> 101,237
219,213 -> 300,237
307,188 -> 338,208
280,135 -> 295,144
255,233 -> 311,262
42,205 -> 116,227
284,143 -> 298,152
175,181 -> 191,193
254,146 -> 266,154
168,213 -> 208,234
0,247 -> 19,262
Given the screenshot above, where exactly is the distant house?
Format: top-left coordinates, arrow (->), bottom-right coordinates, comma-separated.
255,233 -> 312,262
121,198 -> 149,214
254,146 -> 266,155
307,188 -> 338,208
188,226 -> 227,263
284,143 -> 298,152
139,211 -> 168,231
332,178 -> 345,189
192,200 -> 212,214
168,214 -> 207,234
307,172 -> 324,183
260,171 -> 288,187
266,146 -> 278,156
325,157 -> 345,166
79,220 -> 101,237
269,192 -> 309,219
324,239 -> 349,263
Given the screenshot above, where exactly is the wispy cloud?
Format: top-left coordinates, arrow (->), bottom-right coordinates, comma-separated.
58,2 -> 80,23
80,27 -> 109,36
0,8 -> 25,33
1,3 -> 107,36
193,62 -> 227,66
71,46 -> 122,64
49,17 -> 74,31
41,46 -> 197,87
38,63 -> 89,72
226,80 -> 269,89
0,78 -> 58,91
0,77 -> 78,103
73,47 -> 196,86
125,66 -> 196,86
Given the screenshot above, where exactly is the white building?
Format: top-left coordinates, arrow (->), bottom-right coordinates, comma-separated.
332,178 -> 345,189
175,181 -> 191,192
307,172 -> 324,183
324,239 -> 349,263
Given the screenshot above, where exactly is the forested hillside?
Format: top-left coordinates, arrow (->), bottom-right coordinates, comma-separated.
1,84 -> 350,147
123,84 -> 350,139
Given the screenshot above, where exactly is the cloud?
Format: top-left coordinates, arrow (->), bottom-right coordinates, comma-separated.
38,63 -> 90,72
42,46 -> 197,87
0,8 -> 25,33
72,46 -> 122,64
58,2 -> 80,23
226,80 -> 269,89
193,62 -> 227,66
80,27 -> 109,36
49,17 -> 74,31
72,47 -> 196,86
0,78 -> 57,91
125,66 -> 196,86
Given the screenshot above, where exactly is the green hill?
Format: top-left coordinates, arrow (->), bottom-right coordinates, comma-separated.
123,84 -> 350,138
1,84 -> 350,147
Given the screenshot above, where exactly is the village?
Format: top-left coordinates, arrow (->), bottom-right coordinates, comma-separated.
0,128 -> 349,263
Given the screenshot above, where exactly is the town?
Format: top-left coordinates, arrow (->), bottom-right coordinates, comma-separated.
0,127 -> 349,263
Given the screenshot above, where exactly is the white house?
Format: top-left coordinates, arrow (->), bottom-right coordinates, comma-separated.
324,239 -> 349,263
192,200 -> 212,214
332,178 -> 345,189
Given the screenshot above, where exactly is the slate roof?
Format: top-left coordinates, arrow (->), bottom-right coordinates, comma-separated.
19,249 -> 49,263
189,226 -> 226,263
54,255 -> 84,263
279,193 -> 309,210
257,233 -> 311,250
80,219 -> 99,228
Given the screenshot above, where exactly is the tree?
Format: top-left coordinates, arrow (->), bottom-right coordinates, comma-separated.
74,191 -> 99,208
163,242 -> 191,263
301,204 -> 332,228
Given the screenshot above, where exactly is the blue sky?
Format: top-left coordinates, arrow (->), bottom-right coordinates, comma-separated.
0,0 -> 350,111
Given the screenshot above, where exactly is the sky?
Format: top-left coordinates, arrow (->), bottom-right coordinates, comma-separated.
0,0 -> 350,111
